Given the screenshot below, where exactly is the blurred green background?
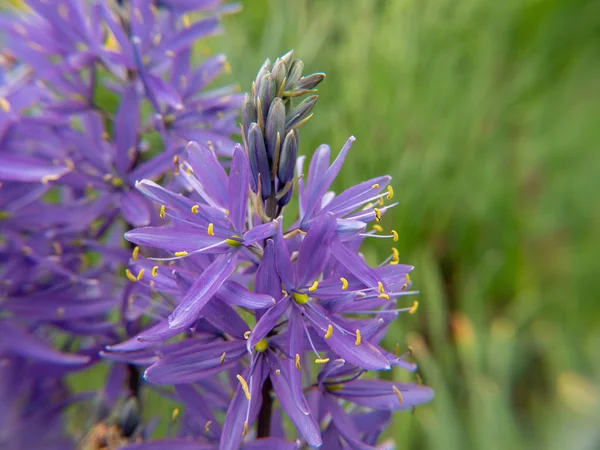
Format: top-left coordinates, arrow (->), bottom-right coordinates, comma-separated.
212,0 -> 600,448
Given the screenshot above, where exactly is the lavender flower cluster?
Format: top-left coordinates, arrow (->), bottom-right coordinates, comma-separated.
0,1 -> 433,449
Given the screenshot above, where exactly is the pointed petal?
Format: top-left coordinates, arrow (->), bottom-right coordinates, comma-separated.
0,154 -> 68,182
0,321 -> 89,365
114,85 -> 140,173
296,212 -> 336,287
334,379 -> 434,410
216,281 -> 275,309
125,226 -> 224,253
144,340 -> 246,384
323,176 -> 391,217
326,396 -> 377,450
203,298 -> 250,340
267,353 -> 322,448
331,240 -> 380,288
304,305 -> 390,370
168,253 -> 237,329
304,137 -> 355,220
254,239 -> 283,302
120,189 -> 152,226
273,224 -> 295,289
247,298 -> 290,351
186,141 -> 229,208
288,308 -> 310,414
242,220 -> 278,245
220,369 -> 252,450
228,145 -> 249,233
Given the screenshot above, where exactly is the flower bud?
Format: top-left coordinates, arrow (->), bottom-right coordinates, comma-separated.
265,98 -> 285,161
248,123 -> 272,198
257,73 -> 276,123
278,129 -> 298,184
242,93 -> 256,136
254,58 -> 271,93
271,58 -> 287,93
280,49 -> 294,68
295,72 -> 326,91
285,59 -> 304,90
286,95 -> 318,129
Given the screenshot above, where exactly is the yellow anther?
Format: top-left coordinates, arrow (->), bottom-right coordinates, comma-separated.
378,197 -> 384,206
378,281 -> 385,294
236,374 -> 251,401
255,338 -> 268,352
374,208 -> 381,222
324,324 -> 333,340
378,293 -> 390,300
355,329 -> 362,346
136,269 -> 145,281
174,251 -> 188,257
0,97 -> 10,113
292,292 -> 309,305
308,280 -> 319,292
372,183 -> 380,189
102,131 -> 110,140
111,177 -> 124,187
132,246 -> 139,261
152,266 -> 158,277
224,60 -> 232,74
409,300 -> 419,314
387,185 -> 394,199
372,224 -> 384,233
391,248 -> 400,261
52,242 -> 63,255
182,14 -> 191,28
340,277 -> 348,290
172,408 -> 180,423
173,155 -> 180,166
391,230 -> 399,242
392,385 -> 404,404
41,174 -> 61,184
152,33 -> 162,45
406,274 -> 411,284
125,269 -> 137,283
191,204 -> 200,214
220,352 -> 226,364
159,205 -> 166,218
165,50 -> 176,57
315,358 -> 330,364
226,238 -> 242,247
204,420 -> 212,433
393,342 -> 400,356
242,421 -> 248,436
275,369 -> 281,375
295,354 -> 301,370
207,223 -> 214,236
244,330 -> 251,339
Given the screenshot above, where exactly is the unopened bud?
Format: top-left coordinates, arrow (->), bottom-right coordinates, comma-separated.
295,72 -> 326,91
285,59 -> 304,90
286,95 -> 318,129
271,58 -> 287,93
242,93 -> 256,136
265,98 -> 285,160
278,129 -> 298,183
257,73 -> 276,123
248,123 -> 272,198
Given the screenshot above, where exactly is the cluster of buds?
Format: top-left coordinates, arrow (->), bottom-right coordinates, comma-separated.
241,51 -> 325,218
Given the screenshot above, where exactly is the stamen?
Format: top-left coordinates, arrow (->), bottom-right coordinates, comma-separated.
136,269 -> 145,281
151,266 -> 158,277
236,374 -> 251,401
182,14 -> 191,28
244,331 -> 251,339
391,230 -> 399,242
191,204 -> 199,214
340,277 -> 349,290
132,246 -> 140,261
219,352 -> 226,364
315,358 -> 330,364
159,205 -> 166,218
242,422 -> 248,436
174,251 -> 188,257
355,329 -> 362,346
372,183 -> 380,189
393,343 -> 400,355
308,280 -> 319,291
204,421 -> 212,433
153,34 -> 162,45
392,385 -> 404,404
125,269 -> 137,282
378,281 -> 385,294
387,185 -> 394,199
378,197 -> 384,206
409,300 -> 419,314
378,293 -> 390,300
325,324 -> 333,339
275,369 -> 281,375
172,408 -> 180,423
207,223 -> 214,236
0,97 -> 11,113
165,50 -> 176,57
295,354 -> 301,370
374,208 -> 381,222
372,224 -> 384,232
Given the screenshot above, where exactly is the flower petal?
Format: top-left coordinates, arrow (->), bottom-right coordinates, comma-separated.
331,240 -> 380,288
304,305 -> 390,371
0,154 -> 69,183
254,239 -> 283,303
228,144 -> 249,233
288,307 -> 310,414
114,85 -> 140,174
333,379 -> 434,410
120,189 -> 152,227
186,141 -> 229,208
273,224 -> 295,289
296,212 -> 336,287
216,281 -> 275,309
168,253 -> 237,329
267,352 -> 322,448
125,226 -> 224,253
247,298 -> 290,351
